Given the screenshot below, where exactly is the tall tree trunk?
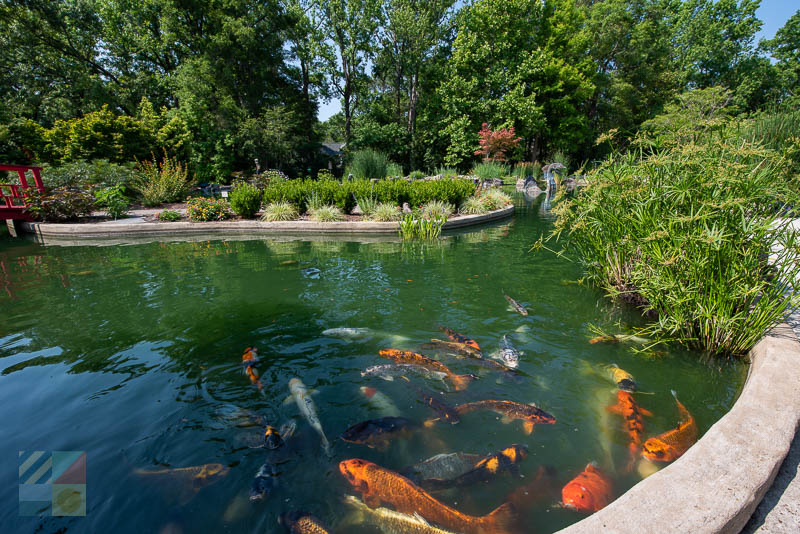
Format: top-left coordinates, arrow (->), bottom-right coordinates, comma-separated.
407,71 -> 419,169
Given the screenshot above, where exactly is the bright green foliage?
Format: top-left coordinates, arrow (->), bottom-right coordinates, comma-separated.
0,117 -> 45,164
40,160 -> 140,190
472,161 -> 508,180
317,169 -> 335,181
399,212 -> 447,240
348,149 -> 389,180
134,152 -> 194,206
762,10 -> 800,105
548,126 -> 800,356
386,163 -> 404,178
186,197 -> 230,221
478,189 -> 513,210
24,186 -> 95,222
420,200 -> 454,217
308,204 -> 344,222
229,182 -> 263,219
157,210 -> 182,222
370,202 -> 401,221
409,171 -> 425,180
261,202 -> 298,222
640,87 -> 734,148
459,196 -> 489,214
354,191 -> 378,215
94,184 -> 129,220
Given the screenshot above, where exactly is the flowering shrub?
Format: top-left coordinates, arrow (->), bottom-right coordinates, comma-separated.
24,186 -> 95,222
185,197 -> 230,221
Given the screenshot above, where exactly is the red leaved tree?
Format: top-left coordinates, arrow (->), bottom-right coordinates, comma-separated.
474,123 -> 521,161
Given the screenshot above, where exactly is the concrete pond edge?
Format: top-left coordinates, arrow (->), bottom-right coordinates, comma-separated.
555,323 -> 800,534
18,205 -> 514,241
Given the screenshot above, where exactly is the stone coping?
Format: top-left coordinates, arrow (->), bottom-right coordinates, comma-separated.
19,205 -> 514,242
556,323 -> 800,534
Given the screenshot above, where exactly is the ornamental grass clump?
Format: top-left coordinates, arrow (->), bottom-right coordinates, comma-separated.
460,196 -> 489,215
480,189 -> 513,210
261,202 -> 297,222
309,204 -> 344,222
370,202 -> 400,221
421,200 -> 454,217
546,137 -> 800,356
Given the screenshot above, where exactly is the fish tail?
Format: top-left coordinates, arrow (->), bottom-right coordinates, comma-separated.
320,434 -> 332,457
480,502 -> 517,534
449,373 -> 475,391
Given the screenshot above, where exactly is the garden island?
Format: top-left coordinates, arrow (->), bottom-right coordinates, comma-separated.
1,1 -> 798,533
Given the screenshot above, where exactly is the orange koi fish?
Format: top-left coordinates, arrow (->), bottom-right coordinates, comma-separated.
339,458 -> 516,534
242,346 -> 262,389
642,390 -> 697,462
438,325 -> 481,352
454,400 -> 555,434
561,463 -> 613,513
378,349 -> 475,391
606,390 -> 653,471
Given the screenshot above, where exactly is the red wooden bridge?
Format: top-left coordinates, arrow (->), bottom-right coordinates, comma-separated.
0,164 -> 45,221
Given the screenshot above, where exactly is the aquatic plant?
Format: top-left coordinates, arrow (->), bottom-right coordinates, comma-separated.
185,196 -> 230,221
420,200 -> 454,217
471,161 -> 509,180
546,135 -> 800,356
228,182 -> 262,219
309,204 -> 344,222
261,201 -> 298,221
398,212 -> 447,240
459,196 -> 489,215
157,209 -> 181,221
369,202 -> 401,221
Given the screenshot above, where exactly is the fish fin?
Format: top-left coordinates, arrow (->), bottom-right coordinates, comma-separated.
423,419 -> 438,428
321,435 -> 332,457
282,395 -> 294,406
523,421 -> 535,434
606,404 -> 623,414
483,502 -> 517,534
412,512 -> 431,526
400,376 -> 411,382
500,415 -> 513,424
640,407 -> 654,417
450,373 -> 475,391
671,389 -> 678,399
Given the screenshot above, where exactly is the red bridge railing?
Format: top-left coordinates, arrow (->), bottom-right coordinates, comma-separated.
0,164 -> 45,221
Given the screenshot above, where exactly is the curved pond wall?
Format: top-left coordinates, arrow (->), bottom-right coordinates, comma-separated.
19,205 -> 514,242
556,323 -> 800,534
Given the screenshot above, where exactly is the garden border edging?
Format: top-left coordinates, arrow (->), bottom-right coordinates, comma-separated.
19,205 -> 514,239
555,323 -> 800,534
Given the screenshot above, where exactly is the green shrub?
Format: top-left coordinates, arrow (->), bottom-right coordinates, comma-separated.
409,170 -> 425,180
421,200 -> 454,217
547,136 -> 800,356
460,196 -> 489,215
407,179 -> 476,208
435,165 -> 458,179
261,201 -> 298,221
349,149 -> 388,180
370,202 -> 401,221
480,189 -> 513,210
24,186 -> 95,222
308,204 -> 344,222
40,160 -> 140,190
94,184 -> 129,220
386,162 -> 404,178
316,169 -> 335,181
229,182 -> 262,218
472,161 -> 509,180
186,196 -> 230,221
134,152 -> 194,206
157,209 -> 181,221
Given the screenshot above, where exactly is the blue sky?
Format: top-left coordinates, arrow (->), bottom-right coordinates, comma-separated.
317,1 -> 797,122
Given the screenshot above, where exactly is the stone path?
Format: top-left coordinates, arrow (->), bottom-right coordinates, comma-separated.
740,315 -> 800,533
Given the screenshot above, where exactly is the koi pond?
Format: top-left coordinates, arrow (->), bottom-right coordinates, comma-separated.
0,193 -> 746,534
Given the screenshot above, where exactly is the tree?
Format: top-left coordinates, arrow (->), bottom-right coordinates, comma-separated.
762,9 -> 800,106
474,123 -> 521,161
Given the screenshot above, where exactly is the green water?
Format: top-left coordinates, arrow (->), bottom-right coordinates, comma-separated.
0,194 -> 746,534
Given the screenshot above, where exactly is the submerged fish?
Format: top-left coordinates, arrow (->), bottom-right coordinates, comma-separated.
490,335 -> 520,369
406,383 -> 459,425
504,293 -> 528,316
607,390 -> 653,471
339,458 -> 516,534
249,421 -> 297,501
344,494 -> 459,534
589,336 -> 619,345
561,463 -> 613,513
641,390 -> 697,462
359,386 -> 401,417
422,445 -> 529,491
322,327 -> 371,339
425,339 -> 483,359
379,349 -> 475,391
212,403 -> 264,428
288,378 -> 331,457
362,364 -> 448,385
506,465 -> 559,510
607,363 -> 637,392
438,325 -> 481,352
340,417 -> 420,449
455,400 -> 556,434
458,356 -> 523,383
133,463 -> 230,505
279,510 -> 332,533
401,452 -> 484,482
242,346 -> 263,390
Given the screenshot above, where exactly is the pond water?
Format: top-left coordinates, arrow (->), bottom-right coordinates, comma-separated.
0,193 -> 746,534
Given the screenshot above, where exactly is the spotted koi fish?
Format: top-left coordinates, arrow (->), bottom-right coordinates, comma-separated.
407,383 -> 460,425
339,458 -> 516,534
438,325 -> 481,352
561,463 -> 613,513
454,400 -> 555,434
606,390 -> 653,471
607,363 -> 636,392
421,445 -> 528,491
426,339 -> 483,359
241,346 -> 262,389
378,349 -> 475,391
642,390 -> 697,462
503,293 -> 528,316
279,511 -> 333,533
